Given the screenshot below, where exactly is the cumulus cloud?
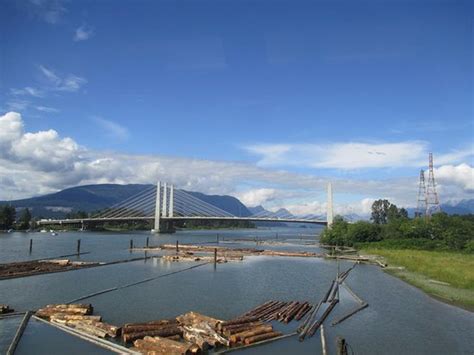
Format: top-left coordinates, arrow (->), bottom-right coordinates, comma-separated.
0,112 -> 472,215
74,24 -> 94,41
435,164 -> 474,193
244,141 -> 473,170
235,188 -> 277,207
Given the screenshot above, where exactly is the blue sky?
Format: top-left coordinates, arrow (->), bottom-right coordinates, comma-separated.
0,0 -> 472,214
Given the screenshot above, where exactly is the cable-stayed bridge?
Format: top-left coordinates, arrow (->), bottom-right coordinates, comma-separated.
39,181 -> 333,232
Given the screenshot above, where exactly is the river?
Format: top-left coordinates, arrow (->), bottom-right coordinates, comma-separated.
0,227 -> 473,354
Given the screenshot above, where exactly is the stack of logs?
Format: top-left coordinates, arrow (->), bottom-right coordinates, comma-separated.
36,304 -> 120,338
122,319 -> 183,343
238,300 -> 311,324
217,317 -> 281,346
131,336 -> 201,354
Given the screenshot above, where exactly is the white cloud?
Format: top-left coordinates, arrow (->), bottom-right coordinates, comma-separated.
39,65 -> 87,92
74,24 -> 94,41
278,198 -> 377,217
6,100 -> 30,112
36,106 -> 60,113
10,87 -> 44,98
28,0 -> 67,24
235,188 -> 277,207
0,112 -> 472,212
93,117 -> 129,140
245,141 -> 473,170
435,164 -> 474,193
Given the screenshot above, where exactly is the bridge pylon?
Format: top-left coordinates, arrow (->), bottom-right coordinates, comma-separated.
327,182 -> 334,228
152,181 -> 175,234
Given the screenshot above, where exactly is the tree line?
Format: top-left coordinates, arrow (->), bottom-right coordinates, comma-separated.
0,205 -> 32,230
320,199 -> 474,252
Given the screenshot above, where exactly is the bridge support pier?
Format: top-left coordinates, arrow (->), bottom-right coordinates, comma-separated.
152,181 -> 176,234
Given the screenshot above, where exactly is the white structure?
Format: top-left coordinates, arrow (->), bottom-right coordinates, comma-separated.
169,185 -> 174,217
153,181 -> 161,232
327,182 -> 334,228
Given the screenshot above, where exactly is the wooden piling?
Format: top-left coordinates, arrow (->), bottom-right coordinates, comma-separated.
129,239 -> 133,251
29,239 -> 33,254
336,336 -> 348,355
214,248 -> 217,265
146,237 -> 149,248
176,240 -> 179,253
77,239 -> 81,255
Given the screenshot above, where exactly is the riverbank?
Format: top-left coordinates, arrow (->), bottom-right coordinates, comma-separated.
360,247 -> 474,311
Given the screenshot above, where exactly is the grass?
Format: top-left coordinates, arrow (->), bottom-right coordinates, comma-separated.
360,247 -> 474,310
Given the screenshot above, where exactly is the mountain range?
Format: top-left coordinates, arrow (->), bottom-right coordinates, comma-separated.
1,184 -> 472,219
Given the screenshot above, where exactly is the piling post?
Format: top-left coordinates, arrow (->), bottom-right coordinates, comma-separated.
146,237 -> 149,248
29,239 -> 33,254
176,240 -> 179,253
336,337 -> 348,355
77,239 -> 81,255
214,248 -> 217,265
129,239 -> 134,251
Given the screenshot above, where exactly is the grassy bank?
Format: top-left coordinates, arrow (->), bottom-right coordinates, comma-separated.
360,247 -> 474,310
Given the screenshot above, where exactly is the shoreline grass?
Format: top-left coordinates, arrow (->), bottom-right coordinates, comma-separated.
360,248 -> 474,311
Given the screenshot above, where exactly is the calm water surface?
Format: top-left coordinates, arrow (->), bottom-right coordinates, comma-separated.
0,227 -> 473,354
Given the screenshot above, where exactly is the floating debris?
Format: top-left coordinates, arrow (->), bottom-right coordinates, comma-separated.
1,304 -> 14,314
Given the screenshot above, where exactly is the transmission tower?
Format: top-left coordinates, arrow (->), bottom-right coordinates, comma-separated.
415,169 -> 427,218
426,153 -> 441,216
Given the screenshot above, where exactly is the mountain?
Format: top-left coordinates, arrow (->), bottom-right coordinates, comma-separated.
248,205 -> 266,215
0,184 -> 251,218
440,199 -> 474,215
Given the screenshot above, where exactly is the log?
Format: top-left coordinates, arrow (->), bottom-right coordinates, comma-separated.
244,331 -> 283,345
74,322 -> 109,338
294,303 -> 311,321
283,302 -> 305,323
183,322 -> 229,347
239,300 -> 275,318
217,316 -> 260,332
45,304 -> 92,311
243,301 -> 279,318
307,299 -> 339,338
165,335 -> 182,341
257,301 -> 287,320
222,321 -> 264,336
177,312 -> 222,329
183,329 -> 210,351
123,326 -> 183,343
277,301 -> 298,321
123,323 -> 179,334
331,303 -> 368,326
133,336 -> 193,355
229,325 -> 273,343
50,314 -> 102,322
124,319 -> 178,330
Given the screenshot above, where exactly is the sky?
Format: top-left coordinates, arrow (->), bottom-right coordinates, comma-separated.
0,0 -> 473,216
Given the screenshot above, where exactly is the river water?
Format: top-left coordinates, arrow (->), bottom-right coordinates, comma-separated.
0,227 -> 473,354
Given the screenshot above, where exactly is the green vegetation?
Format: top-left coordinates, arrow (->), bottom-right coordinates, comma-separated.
0,205 -> 16,230
361,247 -> 474,309
320,199 -> 474,308
321,199 -> 474,252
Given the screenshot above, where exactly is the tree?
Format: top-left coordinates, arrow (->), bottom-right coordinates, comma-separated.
371,199 -> 391,224
19,208 -> 32,230
0,205 -> 16,230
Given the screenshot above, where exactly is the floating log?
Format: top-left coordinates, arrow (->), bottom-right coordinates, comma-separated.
239,300 -> 275,318
322,281 -> 335,303
222,321 -> 264,336
165,334 -> 182,341
122,325 -> 182,343
244,331 -> 282,345
177,312 -> 222,329
133,336 -> 196,355
249,301 -> 282,318
183,322 -> 229,347
182,329 -> 210,351
229,325 -> 273,343
124,319 -> 178,330
283,302 -> 303,323
123,321 -> 179,334
50,314 -> 102,323
306,299 -> 339,338
74,322 -> 109,338
217,316 -> 260,331
331,303 -> 368,326
294,303 -> 311,321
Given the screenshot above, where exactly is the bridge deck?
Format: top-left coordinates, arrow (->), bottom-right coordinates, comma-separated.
39,216 -> 327,226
